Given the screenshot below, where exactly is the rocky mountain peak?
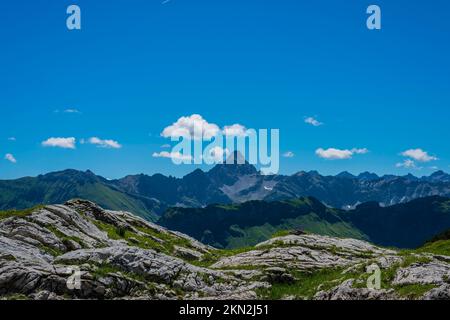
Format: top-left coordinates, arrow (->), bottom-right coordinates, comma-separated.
336,171 -> 355,179
207,151 -> 258,186
357,171 -> 380,181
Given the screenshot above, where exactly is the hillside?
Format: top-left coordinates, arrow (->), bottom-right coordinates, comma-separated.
159,197 -> 366,249
1,200 -> 449,300
418,228 -> 450,256
344,196 -> 450,248
0,170 -> 162,221
160,196 -> 450,249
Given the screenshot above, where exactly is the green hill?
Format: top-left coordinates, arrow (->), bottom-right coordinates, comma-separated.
418,228 -> 450,256
0,170 -> 161,221
159,197 -> 366,249
160,196 -> 450,249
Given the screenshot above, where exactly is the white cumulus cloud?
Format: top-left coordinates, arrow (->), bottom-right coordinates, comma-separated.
305,117 -> 323,127
161,114 -> 249,140
401,148 -> 437,162
42,137 -> 76,149
86,137 -> 122,149
152,151 -> 193,161
161,114 -> 220,140
4,153 -> 17,163
316,147 -> 368,160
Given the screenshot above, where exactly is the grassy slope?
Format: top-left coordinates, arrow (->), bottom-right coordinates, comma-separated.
75,183 -> 158,221
417,227 -> 450,256
226,213 -> 367,249
0,178 -> 158,221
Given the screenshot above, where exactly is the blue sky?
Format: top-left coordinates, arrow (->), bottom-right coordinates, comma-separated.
1,0 -> 449,179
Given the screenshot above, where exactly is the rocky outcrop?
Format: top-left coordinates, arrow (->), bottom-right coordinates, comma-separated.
0,200 -> 266,300
1,200 -> 449,300
314,279 -> 398,300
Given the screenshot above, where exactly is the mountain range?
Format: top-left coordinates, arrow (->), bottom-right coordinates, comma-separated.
1,155 -> 450,221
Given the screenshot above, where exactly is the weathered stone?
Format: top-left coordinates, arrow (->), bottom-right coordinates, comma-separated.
314,279 -> 398,300
422,284 -> 450,300
1,199 -> 449,301
393,262 -> 450,285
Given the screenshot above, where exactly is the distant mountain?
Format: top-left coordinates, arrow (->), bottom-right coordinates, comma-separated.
263,170 -> 450,209
422,170 -> 450,183
1,153 -> 449,220
159,196 -> 450,249
343,196 -> 450,248
113,163 -> 450,211
336,171 -> 356,179
357,171 -> 380,181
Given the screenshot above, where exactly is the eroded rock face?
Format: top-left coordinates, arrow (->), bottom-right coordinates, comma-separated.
314,279 -> 398,300
422,284 -> 450,300
0,200 -> 266,300
211,234 -> 391,270
393,262 -> 450,286
1,200 -> 449,300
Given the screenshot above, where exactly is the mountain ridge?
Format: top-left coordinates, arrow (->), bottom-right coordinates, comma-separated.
1,163 -> 449,220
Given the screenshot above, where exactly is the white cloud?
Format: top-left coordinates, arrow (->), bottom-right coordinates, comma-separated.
152,151 -> 192,161
161,114 -> 250,140
161,114 -> 220,140
316,147 -> 369,160
401,148 -> 437,162
87,137 -> 122,149
54,109 -> 81,114
64,109 -> 80,113
283,151 -> 295,158
223,124 -> 248,137
351,148 -> 369,155
305,117 -> 323,127
161,144 -> 171,148
42,137 -> 76,149
7,137 -> 16,141
396,159 -> 417,168
4,153 -> 17,163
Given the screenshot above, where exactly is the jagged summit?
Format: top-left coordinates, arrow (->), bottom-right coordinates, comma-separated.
426,170 -> 450,182
207,151 -> 258,186
336,171 -> 355,179
357,171 -> 380,181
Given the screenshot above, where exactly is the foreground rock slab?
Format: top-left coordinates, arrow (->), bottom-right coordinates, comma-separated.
1,199 -> 449,300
